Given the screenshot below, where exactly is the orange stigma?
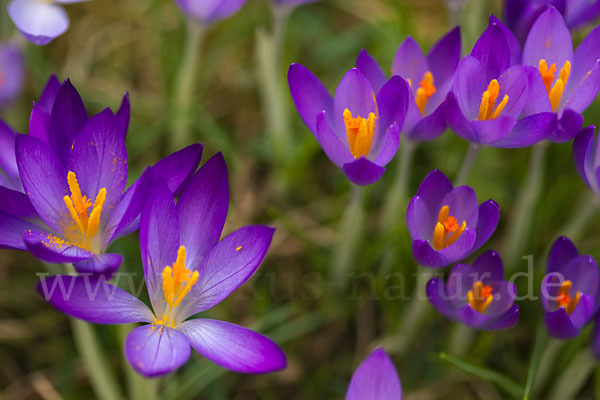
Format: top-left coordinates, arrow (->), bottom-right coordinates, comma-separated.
478,79 -> 509,120
538,59 -> 571,111
415,71 -> 436,116
467,281 -> 494,313
555,280 -> 580,315
432,205 -> 466,251
62,171 -> 106,251
343,108 -> 377,159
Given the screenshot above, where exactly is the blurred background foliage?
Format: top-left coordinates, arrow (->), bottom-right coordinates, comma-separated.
1,0 -> 600,398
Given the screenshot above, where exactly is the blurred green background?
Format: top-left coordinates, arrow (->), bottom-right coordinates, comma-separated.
1,0 -> 600,398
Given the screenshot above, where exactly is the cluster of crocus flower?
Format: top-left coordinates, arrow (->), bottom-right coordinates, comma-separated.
0,76 -> 286,376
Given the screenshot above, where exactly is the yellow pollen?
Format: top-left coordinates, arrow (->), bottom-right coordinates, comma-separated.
343,108 -> 377,159
415,71 -> 436,116
555,280 -> 581,315
161,246 -> 199,310
477,79 -> 509,120
236,246 -> 242,251
62,171 -> 107,251
538,59 -> 571,111
432,205 -> 466,251
467,281 -> 494,313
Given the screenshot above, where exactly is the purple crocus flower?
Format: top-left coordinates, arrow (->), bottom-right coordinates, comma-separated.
288,65 -> 409,185
406,170 -> 499,268
0,77 -> 202,275
426,250 -> 520,330
444,17 -> 558,148
0,43 -> 24,106
521,6 -> 600,142
174,0 -> 246,24
39,154 -> 286,377
356,27 -> 461,141
573,126 -> 600,195
541,236 -> 599,339
345,348 -> 402,400
8,0 -> 90,46
504,0 -> 600,43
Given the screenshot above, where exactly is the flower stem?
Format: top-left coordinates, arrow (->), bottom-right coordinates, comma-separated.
58,264 -> 124,400
503,141 -> 548,270
448,323 -> 475,356
381,137 -> 417,229
332,185 -> 365,285
547,349 -> 596,400
522,324 -> 549,399
170,20 -> 205,152
455,143 -> 480,186
560,194 -> 600,241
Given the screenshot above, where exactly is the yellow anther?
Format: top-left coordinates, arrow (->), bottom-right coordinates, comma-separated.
556,280 -> 581,315
538,59 -> 571,111
432,205 -> 467,251
468,281 -> 494,313
62,171 -> 107,251
415,71 -> 436,116
161,246 -> 199,310
478,79 -> 509,120
343,108 -> 377,159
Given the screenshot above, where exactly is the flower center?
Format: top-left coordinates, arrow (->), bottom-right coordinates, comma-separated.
62,171 -> 106,251
343,109 -> 376,159
432,205 -> 466,251
154,246 -> 199,328
555,280 -> 580,315
467,281 -> 494,313
409,71 -> 436,116
477,79 -> 509,121
538,59 -> 571,111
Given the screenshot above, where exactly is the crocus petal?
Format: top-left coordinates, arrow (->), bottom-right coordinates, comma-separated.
472,200 -> 500,251
8,0 -> 69,45
491,113 -> 556,148
175,0 -> 246,24
373,76 -> 408,144
116,93 -> 130,138
0,186 -> 37,218
0,212 -> 41,250
38,74 -> 61,113
571,24 -> 600,84
562,255 -> 599,295
472,250 -> 504,281
565,0 -> 600,28
150,143 -> 203,196
288,63 -> 333,134
0,43 -> 24,105
140,180 -> 180,311
333,69 -> 377,140
316,111 -> 354,167
471,23 -> 511,82
438,227 -> 477,265
356,49 -> 387,93
439,186 -> 479,228
426,278 -> 457,319
484,281 -> 517,317
411,239 -> 449,268
561,61 -> 600,114
447,263 -> 478,302
416,169 -> 454,213
406,196 -> 434,242
485,305 -> 519,330
23,230 -> 93,263
549,109 -> 583,143
573,126 -> 595,189
455,304 -> 490,328
444,91 -> 479,143
372,123 -> 400,167
183,225 -> 275,315
15,134 -> 68,232
177,153 -> 229,268
0,120 -> 19,185
345,348 -> 402,400
29,103 -> 52,145
405,104 -> 447,141
178,319 -> 286,374
68,109 -> 128,221
392,37 -> 428,87
451,56 -> 487,121
569,293 -> 594,329
50,79 -> 88,164
342,158 -> 386,186
73,253 -> 123,275
125,325 -> 191,377
471,117 -> 517,145
522,66 -> 552,115
547,236 -> 579,274
427,27 -> 462,88
495,66 -> 529,119
545,307 -> 580,338
523,6 -> 573,67
38,275 -> 152,324
489,15 -> 521,66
